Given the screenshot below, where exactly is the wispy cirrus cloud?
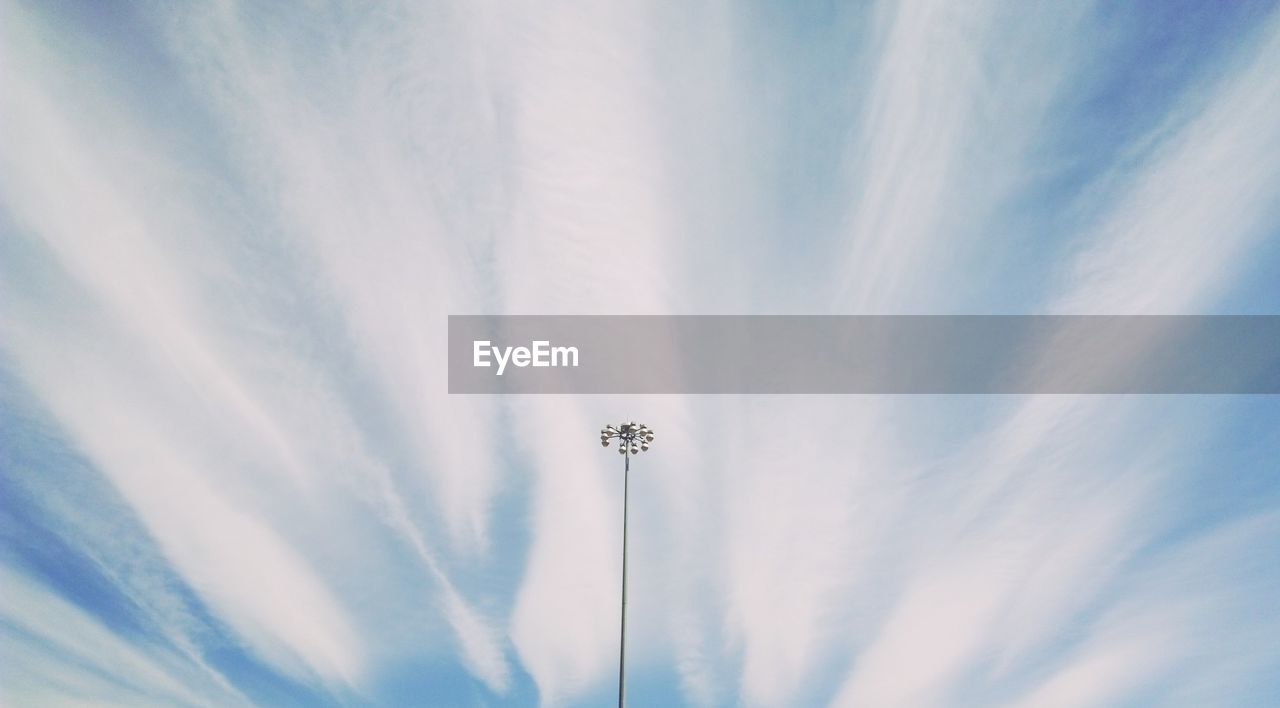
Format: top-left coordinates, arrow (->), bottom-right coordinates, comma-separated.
0,565 -> 242,707
2,1 -> 1279,706
829,8 -> 1280,705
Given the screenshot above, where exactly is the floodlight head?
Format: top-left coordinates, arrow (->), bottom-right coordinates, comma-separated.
600,421 -> 656,459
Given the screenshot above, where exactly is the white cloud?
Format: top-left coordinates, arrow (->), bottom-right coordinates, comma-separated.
0,565 -> 241,707
1054,14 -> 1280,315
1,4 -> 507,692
829,10 -> 1280,705
3,1 -> 1279,706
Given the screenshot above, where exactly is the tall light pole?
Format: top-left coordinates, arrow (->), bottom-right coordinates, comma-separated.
600,421 -> 654,708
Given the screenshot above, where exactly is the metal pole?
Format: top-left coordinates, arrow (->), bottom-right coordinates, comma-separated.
618,451 -> 629,708
601,422 -> 650,707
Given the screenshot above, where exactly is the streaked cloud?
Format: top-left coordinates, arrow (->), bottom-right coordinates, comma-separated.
2,1 -> 1279,706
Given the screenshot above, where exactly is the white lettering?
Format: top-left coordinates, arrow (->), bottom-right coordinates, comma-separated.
474,340 -> 491,368
473,340 -> 580,375
553,344 -> 578,367
493,344 -> 512,376
532,340 -> 550,367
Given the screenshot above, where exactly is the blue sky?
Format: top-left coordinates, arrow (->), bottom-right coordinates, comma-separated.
3,0 -> 1280,706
